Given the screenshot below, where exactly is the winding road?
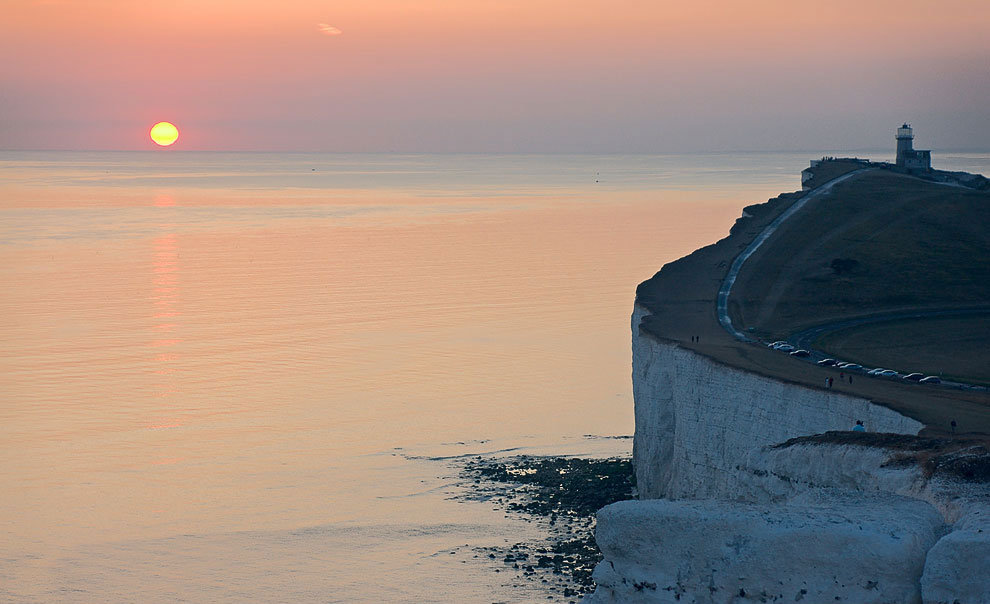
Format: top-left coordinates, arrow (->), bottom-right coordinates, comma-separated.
716,169 -> 870,341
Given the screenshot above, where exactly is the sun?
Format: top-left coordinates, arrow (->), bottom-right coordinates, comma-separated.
150,121 -> 179,147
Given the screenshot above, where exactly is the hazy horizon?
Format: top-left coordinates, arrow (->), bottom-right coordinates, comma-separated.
2,0 -> 989,153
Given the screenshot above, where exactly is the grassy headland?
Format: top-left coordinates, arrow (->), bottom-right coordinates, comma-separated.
731,171 -> 990,337
635,167 -> 990,434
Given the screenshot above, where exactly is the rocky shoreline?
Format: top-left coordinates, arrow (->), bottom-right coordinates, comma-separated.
456,455 -> 636,601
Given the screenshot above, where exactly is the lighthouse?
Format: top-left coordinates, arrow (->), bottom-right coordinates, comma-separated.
895,124 -> 931,171
895,124 -> 914,164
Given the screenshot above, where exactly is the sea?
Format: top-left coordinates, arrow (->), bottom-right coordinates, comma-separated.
2,150 -> 987,603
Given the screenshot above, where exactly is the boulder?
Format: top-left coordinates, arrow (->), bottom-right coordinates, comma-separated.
588,495 -> 944,604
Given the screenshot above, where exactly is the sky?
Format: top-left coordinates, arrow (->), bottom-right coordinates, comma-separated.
1,0 -> 988,152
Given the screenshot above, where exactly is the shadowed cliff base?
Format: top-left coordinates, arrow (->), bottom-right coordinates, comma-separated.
635,168 -> 990,434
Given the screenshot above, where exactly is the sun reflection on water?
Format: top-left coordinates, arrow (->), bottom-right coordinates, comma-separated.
148,198 -> 184,432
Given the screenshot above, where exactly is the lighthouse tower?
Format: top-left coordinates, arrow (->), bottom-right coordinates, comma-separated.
895,124 -> 914,165
894,124 -> 931,171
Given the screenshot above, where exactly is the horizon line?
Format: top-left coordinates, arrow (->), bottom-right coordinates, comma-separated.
3,147 -> 988,155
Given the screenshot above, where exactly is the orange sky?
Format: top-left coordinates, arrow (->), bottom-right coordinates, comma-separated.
2,0 -> 988,151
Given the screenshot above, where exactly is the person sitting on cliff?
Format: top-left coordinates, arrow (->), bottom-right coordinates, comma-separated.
852,420 -> 865,432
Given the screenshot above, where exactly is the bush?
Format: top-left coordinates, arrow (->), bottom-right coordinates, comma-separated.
830,257 -> 859,275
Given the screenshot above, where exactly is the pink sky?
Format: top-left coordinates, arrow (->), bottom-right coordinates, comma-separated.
2,0 -> 988,151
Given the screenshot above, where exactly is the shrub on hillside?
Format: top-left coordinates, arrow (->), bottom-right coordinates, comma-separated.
830,258 -> 859,275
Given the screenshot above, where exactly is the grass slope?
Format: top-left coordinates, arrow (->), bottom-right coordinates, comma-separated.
731,170 -> 990,381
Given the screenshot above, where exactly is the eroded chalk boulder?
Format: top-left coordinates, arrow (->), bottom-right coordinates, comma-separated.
922,507 -> 990,604
587,495 -> 945,604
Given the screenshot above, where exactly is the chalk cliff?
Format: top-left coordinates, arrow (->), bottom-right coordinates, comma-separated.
630,305 -> 922,500
585,305 -> 990,604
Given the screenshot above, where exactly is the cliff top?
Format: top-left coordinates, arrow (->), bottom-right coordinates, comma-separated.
732,170 -> 990,385
635,169 -> 990,435
802,159 -> 867,189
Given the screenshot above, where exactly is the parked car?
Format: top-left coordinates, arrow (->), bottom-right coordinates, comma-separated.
842,363 -> 863,371
867,368 -> 885,375
919,376 -> 942,384
776,344 -> 795,352
879,370 -> 899,378
902,373 -> 924,381
817,358 -> 838,366
768,341 -> 787,348
790,349 -> 810,357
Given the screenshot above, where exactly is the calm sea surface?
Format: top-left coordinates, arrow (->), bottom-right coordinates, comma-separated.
2,151 -> 987,602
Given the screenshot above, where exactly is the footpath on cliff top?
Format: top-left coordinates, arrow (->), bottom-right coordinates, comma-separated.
635,165 -> 990,435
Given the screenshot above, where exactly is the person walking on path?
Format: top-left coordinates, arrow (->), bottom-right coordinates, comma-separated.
853,420 -> 865,432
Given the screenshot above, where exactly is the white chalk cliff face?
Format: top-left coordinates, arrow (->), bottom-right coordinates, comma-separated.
630,305 -> 922,500
585,305 -> 989,604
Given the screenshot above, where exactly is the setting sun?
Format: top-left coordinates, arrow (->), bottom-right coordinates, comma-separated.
149,121 -> 179,147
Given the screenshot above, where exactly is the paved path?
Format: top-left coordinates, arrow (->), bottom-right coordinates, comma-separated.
716,169 -> 870,341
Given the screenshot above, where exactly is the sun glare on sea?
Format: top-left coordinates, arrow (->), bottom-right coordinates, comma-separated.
150,122 -> 179,147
